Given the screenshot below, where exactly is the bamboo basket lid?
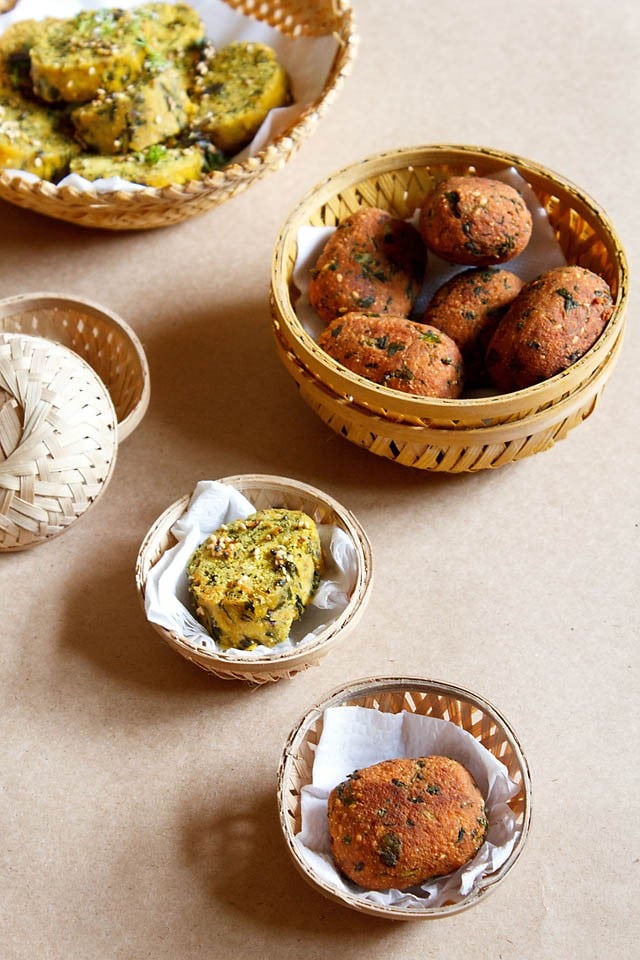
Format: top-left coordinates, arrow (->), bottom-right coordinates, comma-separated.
277,676 -> 532,919
270,144 -> 629,471
135,474 -> 374,683
0,0 -> 357,230
0,292 -> 150,442
0,332 -> 118,550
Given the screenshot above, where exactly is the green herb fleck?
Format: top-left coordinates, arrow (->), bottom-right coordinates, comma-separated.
378,832 -> 402,868
556,287 -> 581,310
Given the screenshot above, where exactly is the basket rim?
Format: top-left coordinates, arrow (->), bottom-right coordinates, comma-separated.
135,473 -> 374,676
277,674 -> 532,919
274,321 -> 624,445
0,290 -> 150,441
0,0 -> 358,208
271,142 -> 629,419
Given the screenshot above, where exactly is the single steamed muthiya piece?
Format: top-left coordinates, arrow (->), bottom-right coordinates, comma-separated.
70,67 -> 192,154
485,264 -> 614,391
0,90 -> 80,180
69,143 -> 203,186
422,267 -> 524,386
309,207 -> 426,324
190,41 -> 290,155
29,9 -> 152,103
0,17 -> 59,95
318,312 -> 464,398
187,508 -> 323,650
419,175 -> 533,266
328,756 -> 488,891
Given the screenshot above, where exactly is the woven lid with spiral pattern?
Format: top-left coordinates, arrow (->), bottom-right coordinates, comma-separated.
0,332 -> 118,550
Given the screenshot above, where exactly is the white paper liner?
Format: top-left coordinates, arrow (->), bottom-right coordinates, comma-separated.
292,167 -> 567,397
294,705 -> 521,910
0,0 -> 339,191
144,480 -> 358,659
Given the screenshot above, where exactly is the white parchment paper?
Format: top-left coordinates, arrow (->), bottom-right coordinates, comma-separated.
293,167 -> 567,349
144,481 -> 358,659
295,705 -> 521,910
0,0 -> 339,190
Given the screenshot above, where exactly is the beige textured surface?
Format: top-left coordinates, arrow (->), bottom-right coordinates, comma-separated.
0,1 -> 638,957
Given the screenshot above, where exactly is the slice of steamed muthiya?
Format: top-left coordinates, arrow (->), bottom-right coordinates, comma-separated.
187,508 -> 323,650
137,2 -> 206,60
0,18 -> 59,95
71,67 -> 192,154
191,41 -> 290,154
29,8 -> 150,103
0,91 -> 79,180
69,143 -> 203,187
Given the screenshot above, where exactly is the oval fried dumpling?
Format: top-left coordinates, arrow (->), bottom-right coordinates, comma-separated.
328,756 -> 488,890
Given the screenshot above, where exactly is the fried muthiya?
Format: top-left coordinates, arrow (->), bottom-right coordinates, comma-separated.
318,312 -> 464,398
422,268 -> 524,385
328,756 -> 488,891
69,143 -> 202,186
419,176 -> 533,267
0,91 -> 79,179
187,508 -> 322,651
309,207 -> 426,324
485,265 -> 613,391
190,41 -> 290,155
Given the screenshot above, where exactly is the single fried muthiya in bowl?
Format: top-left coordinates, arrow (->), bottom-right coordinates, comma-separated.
328,756 -> 487,891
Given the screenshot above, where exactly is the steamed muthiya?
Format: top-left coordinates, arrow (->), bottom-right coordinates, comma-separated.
485,265 -> 613,391
0,4 -> 291,185
328,756 -> 488,891
309,207 -> 426,324
419,175 -> 532,266
187,508 -> 322,651
318,312 -> 464,398
190,41 -> 290,155
422,267 -> 524,385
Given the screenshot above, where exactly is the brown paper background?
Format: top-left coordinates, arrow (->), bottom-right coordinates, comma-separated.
1,1 -> 639,957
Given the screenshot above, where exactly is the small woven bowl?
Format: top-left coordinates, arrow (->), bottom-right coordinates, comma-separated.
277,676 -> 531,919
0,331 -> 118,550
0,0 -> 357,230
0,292 -> 149,442
270,144 -> 629,472
135,474 -> 373,683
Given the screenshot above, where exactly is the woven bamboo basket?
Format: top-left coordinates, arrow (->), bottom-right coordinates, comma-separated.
277,676 -> 531,919
0,1 -> 357,230
135,474 -> 373,682
0,292 -> 150,441
0,332 -> 118,550
270,144 -> 629,472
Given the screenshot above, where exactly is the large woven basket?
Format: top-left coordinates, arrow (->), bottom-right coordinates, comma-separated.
0,332 -> 119,550
0,0 -> 357,230
277,676 -> 531,919
135,474 -> 373,683
270,144 -> 629,472
0,292 -> 150,442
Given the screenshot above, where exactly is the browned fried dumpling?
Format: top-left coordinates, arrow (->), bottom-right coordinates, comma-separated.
485,265 -> 613,391
419,176 -> 532,266
328,756 -> 488,891
318,312 -> 463,398
309,207 -> 426,324
422,268 -> 524,385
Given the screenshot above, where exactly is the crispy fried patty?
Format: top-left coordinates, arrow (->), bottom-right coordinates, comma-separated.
328,756 -> 488,890
419,176 -> 532,266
